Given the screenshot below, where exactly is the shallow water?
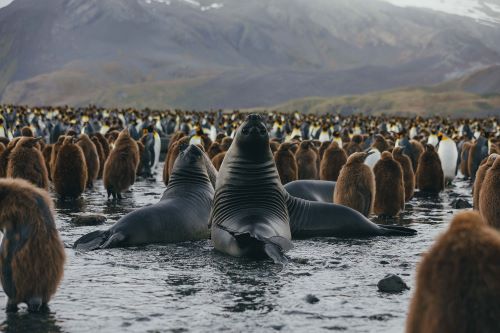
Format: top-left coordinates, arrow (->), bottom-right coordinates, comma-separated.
0,164 -> 473,333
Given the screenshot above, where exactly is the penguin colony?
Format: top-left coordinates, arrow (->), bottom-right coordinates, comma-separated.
0,105 -> 499,331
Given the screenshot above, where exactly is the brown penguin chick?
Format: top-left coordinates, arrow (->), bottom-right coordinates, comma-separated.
20,126 -> 34,137
468,138 -> 488,181
473,154 -> 497,210
269,141 -> 280,154
220,137 -> 233,151
372,134 -> 389,152
0,138 -> 21,178
460,142 -> 472,178
406,140 -> 424,172
479,157 -> 500,230
415,144 -> 444,194
0,142 -> 5,155
318,141 -> 330,160
215,133 -> 225,144
274,142 -> 298,185
136,140 -> 149,177
406,211 -> 500,333
345,135 -> 363,156
201,135 -> 212,152
0,137 -> 9,146
42,144 -> 53,180
334,151 -> 375,217
373,151 -> 405,217
490,143 -> 499,155
211,151 -> 227,171
393,147 -> 415,202
106,130 -> 120,146
49,136 -> 66,180
53,137 -> 88,199
0,178 -> 65,313
296,140 -> 319,180
92,133 -> 110,159
207,142 -> 223,160
289,141 -> 300,154
320,141 -> 347,181
103,129 -> 140,200
91,136 -> 106,179
76,134 -> 100,188
163,136 -> 190,186
6,137 -> 49,190
168,131 -> 186,150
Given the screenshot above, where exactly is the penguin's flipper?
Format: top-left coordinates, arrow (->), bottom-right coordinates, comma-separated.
73,230 -> 110,251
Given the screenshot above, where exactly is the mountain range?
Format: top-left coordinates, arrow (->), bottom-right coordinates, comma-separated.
1,0 -> 500,111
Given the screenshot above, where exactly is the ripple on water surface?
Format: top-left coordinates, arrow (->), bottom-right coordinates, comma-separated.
0,165 -> 474,333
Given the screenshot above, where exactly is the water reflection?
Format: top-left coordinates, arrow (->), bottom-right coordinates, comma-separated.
0,311 -> 63,333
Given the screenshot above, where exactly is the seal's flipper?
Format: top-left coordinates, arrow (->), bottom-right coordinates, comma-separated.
377,225 -> 417,236
73,230 -> 110,251
230,230 -> 291,264
286,194 -> 417,238
100,232 -> 126,249
264,242 -> 288,265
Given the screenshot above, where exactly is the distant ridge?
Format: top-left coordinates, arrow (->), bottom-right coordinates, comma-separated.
1,0 -> 500,109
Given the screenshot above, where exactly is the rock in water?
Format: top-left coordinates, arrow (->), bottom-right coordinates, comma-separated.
72,214 -> 107,226
304,294 -> 320,304
450,198 -> 472,209
377,274 -> 409,293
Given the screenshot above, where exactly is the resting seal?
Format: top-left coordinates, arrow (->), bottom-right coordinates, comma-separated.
284,180 -> 336,203
74,145 -> 216,250
210,115 -> 416,262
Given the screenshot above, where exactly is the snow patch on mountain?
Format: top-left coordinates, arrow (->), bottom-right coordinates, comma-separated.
144,0 -> 223,11
385,0 -> 500,25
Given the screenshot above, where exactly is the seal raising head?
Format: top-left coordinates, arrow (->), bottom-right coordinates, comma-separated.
210,114 -> 293,264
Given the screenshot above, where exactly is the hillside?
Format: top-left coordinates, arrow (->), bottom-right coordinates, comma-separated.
1,0 -> 500,109
248,68 -> 500,117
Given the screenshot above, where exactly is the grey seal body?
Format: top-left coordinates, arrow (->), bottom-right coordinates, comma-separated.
210,115 -> 292,263
211,115 -> 416,263
74,145 -> 216,250
285,180 -> 336,203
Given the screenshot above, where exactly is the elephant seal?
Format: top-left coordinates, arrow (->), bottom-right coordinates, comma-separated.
284,180 -> 336,203
210,115 -> 416,263
210,114 -> 293,263
74,145 -> 217,250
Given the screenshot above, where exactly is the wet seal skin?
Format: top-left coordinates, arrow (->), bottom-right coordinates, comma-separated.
74,144 -> 217,250
210,115 -> 417,264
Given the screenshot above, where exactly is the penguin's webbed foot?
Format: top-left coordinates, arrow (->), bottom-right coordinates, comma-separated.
27,297 -> 44,313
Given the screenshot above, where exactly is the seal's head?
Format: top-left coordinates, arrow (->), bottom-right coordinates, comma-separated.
175,144 -> 206,171
234,114 -> 271,160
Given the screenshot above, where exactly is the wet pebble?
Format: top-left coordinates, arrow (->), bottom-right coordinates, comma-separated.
377,274 -> 409,293
304,294 -> 320,304
71,214 -> 107,226
450,198 -> 472,209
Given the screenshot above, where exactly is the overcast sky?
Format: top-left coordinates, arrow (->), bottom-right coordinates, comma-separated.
1,0 -> 498,22
0,0 -> 13,8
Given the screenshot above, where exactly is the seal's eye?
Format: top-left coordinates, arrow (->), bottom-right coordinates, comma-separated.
242,128 -> 249,135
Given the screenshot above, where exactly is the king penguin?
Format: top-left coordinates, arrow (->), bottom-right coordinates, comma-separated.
437,132 -> 458,184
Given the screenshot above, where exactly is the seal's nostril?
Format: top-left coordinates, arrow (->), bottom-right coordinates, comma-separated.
248,114 -> 261,122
